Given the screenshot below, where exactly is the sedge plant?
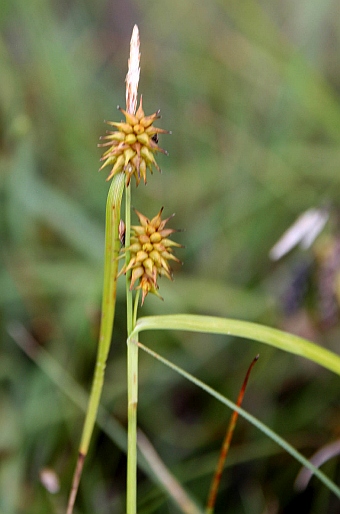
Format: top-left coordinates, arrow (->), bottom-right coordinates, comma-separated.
66,25 -> 340,514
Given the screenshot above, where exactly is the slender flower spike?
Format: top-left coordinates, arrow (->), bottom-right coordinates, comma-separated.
99,97 -> 169,186
119,208 -> 182,304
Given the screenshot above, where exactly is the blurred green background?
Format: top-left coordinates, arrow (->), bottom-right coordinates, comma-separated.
2,0 -> 340,513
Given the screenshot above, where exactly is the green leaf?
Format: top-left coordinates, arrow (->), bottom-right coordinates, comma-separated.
133,314 -> 340,375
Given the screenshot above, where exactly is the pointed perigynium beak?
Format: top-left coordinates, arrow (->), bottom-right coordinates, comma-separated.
99,96 -> 169,186
119,208 -> 182,305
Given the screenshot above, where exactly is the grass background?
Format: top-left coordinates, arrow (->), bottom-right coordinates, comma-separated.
1,0 -> 340,512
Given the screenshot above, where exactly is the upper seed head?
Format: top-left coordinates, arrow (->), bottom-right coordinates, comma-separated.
99,96 -> 169,186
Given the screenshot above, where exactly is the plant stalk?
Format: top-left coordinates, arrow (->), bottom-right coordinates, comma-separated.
66,172 -> 125,514
127,334 -> 139,514
125,183 -> 139,513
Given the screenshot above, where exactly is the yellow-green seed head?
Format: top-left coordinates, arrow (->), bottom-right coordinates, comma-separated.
99,96 -> 169,186
119,208 -> 182,305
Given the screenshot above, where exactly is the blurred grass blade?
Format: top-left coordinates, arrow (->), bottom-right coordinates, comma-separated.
7,321 -> 128,450
137,429 -> 204,514
9,141 -> 104,262
8,321 -> 203,513
295,439 -> 340,491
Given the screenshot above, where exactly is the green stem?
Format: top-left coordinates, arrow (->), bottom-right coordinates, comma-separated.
125,183 -> 133,334
125,183 -> 139,513
127,333 -> 139,514
66,172 -> 125,514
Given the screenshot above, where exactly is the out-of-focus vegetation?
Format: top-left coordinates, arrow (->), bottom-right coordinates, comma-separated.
2,0 -> 340,512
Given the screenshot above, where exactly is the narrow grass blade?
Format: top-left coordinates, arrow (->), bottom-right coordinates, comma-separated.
66,172 -> 125,514
132,314 -> 340,376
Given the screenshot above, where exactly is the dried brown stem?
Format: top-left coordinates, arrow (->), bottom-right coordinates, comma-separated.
206,355 -> 259,513
66,453 -> 86,514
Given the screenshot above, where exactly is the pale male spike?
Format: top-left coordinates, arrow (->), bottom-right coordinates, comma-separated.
126,24 -> 140,115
